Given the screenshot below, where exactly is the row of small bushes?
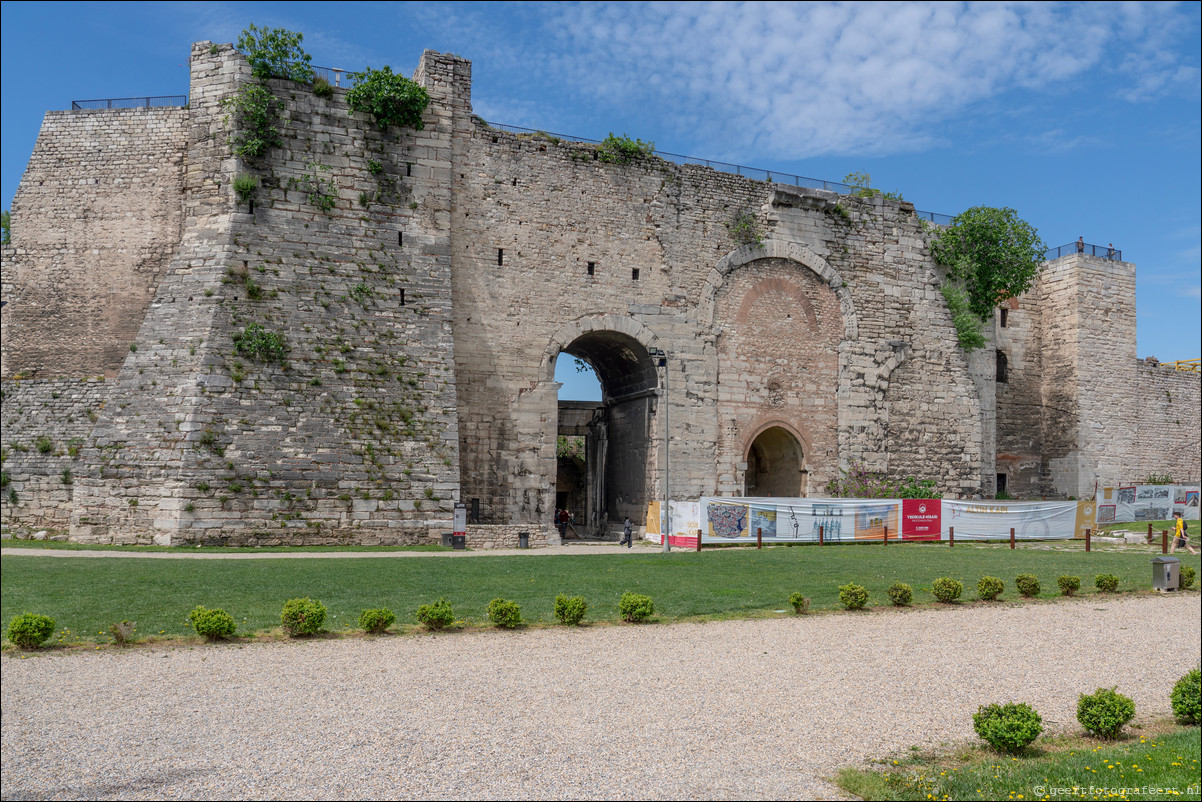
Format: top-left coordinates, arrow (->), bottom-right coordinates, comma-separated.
973,669 -> 1199,754
791,570 -> 1196,612
4,591 -> 657,647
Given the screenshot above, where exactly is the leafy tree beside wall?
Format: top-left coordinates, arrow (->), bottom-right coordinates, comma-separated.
930,206 -> 1046,350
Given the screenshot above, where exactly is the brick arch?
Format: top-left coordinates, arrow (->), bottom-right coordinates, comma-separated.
734,276 -> 818,330
700,240 -> 857,341
538,313 -> 661,385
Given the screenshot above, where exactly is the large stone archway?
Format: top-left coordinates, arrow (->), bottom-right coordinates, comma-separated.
542,315 -> 663,537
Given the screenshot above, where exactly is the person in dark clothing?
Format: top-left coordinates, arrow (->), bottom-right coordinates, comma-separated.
621,516 -> 633,548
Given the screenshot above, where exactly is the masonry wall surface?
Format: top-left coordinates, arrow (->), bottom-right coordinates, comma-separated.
0,108 -> 188,379
23,43 -> 1197,546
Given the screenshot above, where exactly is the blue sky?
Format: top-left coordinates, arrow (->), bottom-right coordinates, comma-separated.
3,1 -> 1199,402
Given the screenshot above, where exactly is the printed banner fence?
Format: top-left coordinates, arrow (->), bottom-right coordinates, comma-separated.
646,497 -> 1099,544
1095,485 -> 1199,524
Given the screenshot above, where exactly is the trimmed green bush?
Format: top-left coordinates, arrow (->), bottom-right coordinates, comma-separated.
1094,574 -> 1120,593
932,577 -> 963,603
7,613 -> 55,649
554,594 -> 588,626
619,591 -> 655,623
1058,575 -> 1081,596
188,605 -> 236,641
972,702 -> 1044,753
838,583 -> 869,610
1015,574 -> 1040,598
486,598 -> 522,629
358,608 -> 395,634
1170,668 -> 1200,724
788,591 -> 810,614
977,575 -> 1004,601
887,582 -> 912,606
1077,687 -> 1136,739
416,598 -> 454,631
280,597 -> 326,637
1180,566 -> 1196,590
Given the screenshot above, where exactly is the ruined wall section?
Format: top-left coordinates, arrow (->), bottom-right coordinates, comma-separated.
69,44 -> 463,545
0,378 -> 110,530
0,108 -> 187,379
995,291 -> 1045,498
452,127 -> 987,523
1128,365 -> 1201,484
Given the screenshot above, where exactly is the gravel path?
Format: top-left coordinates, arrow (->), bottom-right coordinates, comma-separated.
3,594 -> 1199,801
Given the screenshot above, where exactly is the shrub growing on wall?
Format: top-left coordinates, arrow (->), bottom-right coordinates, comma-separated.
930,206 -> 1047,351
346,66 -> 430,130
221,84 -> 281,159
237,23 -> 315,82
233,323 -> 287,362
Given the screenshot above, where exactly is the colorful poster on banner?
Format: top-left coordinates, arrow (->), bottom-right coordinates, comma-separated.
809,501 -> 852,542
708,502 -> 750,539
668,501 -> 701,548
1074,500 -> 1096,539
646,501 -> 661,536
854,504 -> 899,539
1097,505 -> 1116,523
902,499 -> 942,540
751,506 -> 777,538
1104,485 -> 1198,522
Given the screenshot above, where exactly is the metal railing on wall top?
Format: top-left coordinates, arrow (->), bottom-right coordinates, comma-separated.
71,96 -> 188,110
1044,241 -> 1122,262
484,121 -> 955,225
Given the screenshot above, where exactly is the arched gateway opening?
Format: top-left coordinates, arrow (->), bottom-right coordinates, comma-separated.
744,425 -> 806,497
555,330 -> 658,538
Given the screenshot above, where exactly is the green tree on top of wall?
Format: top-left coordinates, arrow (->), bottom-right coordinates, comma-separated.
345,66 -> 430,131
930,206 -> 1047,351
1,210 -> 10,245
237,23 -> 315,83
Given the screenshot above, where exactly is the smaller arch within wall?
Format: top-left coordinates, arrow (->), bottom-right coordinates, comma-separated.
701,239 -> 859,341
743,421 -> 810,497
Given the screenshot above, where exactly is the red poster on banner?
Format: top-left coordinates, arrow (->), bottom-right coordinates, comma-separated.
902,499 -> 942,540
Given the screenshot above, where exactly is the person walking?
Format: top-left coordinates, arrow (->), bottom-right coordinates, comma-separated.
1170,511 -> 1196,555
621,516 -> 633,548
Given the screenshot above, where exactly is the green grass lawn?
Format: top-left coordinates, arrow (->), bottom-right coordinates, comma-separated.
837,722 -> 1201,801
2,542 -> 1199,646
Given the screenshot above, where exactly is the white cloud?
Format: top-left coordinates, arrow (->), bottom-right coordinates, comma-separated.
531,1 -> 1200,159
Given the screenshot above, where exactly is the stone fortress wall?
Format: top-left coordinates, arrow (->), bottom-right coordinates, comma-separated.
1,42 -> 1197,544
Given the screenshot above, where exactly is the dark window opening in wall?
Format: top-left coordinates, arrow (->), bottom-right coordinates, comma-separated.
248,200 -> 254,214
406,163 -> 413,177
996,473 -> 1007,495
512,178 -> 517,187
587,262 -> 595,276
497,249 -> 504,266
400,288 -> 406,306
631,268 -> 640,281
397,231 -> 403,246
996,351 -> 1008,383
1000,308 -> 1008,327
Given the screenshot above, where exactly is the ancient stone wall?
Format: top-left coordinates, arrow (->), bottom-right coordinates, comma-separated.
1127,363 -> 1201,484
60,44 -> 463,545
0,108 -> 187,379
0,378 -> 111,529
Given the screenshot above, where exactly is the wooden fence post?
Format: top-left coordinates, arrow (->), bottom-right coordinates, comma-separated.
1147,522 -> 1154,544
757,526 -> 762,550
819,525 -> 824,546
949,526 -> 954,548
1085,528 -> 1091,552
696,529 -> 702,552
883,524 -> 888,545
1010,527 -> 1015,549
1163,531 -> 1168,555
